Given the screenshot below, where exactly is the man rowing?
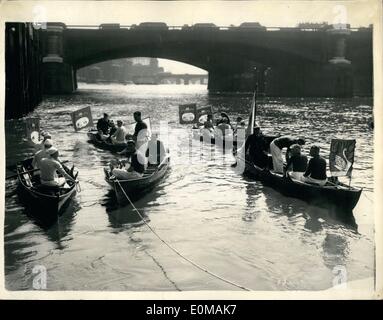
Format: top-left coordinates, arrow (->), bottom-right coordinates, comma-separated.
270,136 -> 305,174
39,147 -> 76,187
32,138 -> 53,171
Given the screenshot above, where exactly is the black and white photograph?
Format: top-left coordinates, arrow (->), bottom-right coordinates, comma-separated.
1,0 -> 382,298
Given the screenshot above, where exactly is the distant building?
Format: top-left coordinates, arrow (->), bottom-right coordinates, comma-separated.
77,58 -> 207,85
77,58 -> 165,84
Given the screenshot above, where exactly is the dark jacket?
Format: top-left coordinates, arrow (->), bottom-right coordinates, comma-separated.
304,156 -> 327,180
97,118 -> 111,135
286,154 -> 308,172
134,121 -> 148,138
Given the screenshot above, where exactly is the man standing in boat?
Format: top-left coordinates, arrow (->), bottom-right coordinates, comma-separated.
245,125 -> 269,168
133,111 -> 149,149
270,136 -> 305,173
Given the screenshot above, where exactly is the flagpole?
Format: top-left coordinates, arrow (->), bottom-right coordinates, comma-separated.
254,83 -> 258,128
247,73 -> 258,137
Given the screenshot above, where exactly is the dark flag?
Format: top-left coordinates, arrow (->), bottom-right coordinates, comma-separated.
196,106 -> 213,125
71,106 -> 93,131
25,117 -> 40,144
179,104 -> 197,124
329,139 -> 356,177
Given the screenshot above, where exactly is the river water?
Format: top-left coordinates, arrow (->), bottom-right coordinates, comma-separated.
4,84 -> 374,291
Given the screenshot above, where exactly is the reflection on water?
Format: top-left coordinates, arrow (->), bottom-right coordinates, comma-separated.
4,84 -> 374,291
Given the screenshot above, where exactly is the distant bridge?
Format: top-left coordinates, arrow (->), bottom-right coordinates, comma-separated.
78,72 -> 208,85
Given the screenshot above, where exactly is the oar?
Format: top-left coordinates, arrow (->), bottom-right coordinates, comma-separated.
6,168 -> 40,180
6,160 -> 70,180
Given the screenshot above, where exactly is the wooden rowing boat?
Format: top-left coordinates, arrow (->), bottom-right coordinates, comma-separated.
16,158 -> 78,225
238,155 -> 362,212
87,129 -> 127,153
104,154 -> 170,205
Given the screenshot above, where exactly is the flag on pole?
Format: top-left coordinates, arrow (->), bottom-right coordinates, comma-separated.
329,139 -> 356,177
179,103 -> 197,124
196,106 -> 213,125
25,118 -> 40,144
71,106 -> 93,131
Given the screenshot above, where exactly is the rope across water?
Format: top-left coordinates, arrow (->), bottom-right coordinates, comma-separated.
115,179 -> 251,291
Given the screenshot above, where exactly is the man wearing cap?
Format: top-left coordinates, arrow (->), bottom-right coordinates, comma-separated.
39,147 -> 76,187
35,132 -> 52,151
32,138 -> 53,171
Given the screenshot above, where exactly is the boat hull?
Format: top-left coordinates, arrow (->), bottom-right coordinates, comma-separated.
242,158 -> 362,212
105,156 -> 170,205
16,159 -> 77,225
87,130 -> 127,153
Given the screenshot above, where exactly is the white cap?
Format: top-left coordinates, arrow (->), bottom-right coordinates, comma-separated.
44,139 -> 53,147
47,147 -> 58,156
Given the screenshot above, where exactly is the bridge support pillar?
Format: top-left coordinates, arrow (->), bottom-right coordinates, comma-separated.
265,62 -> 353,97
42,23 -> 76,94
327,24 -> 351,65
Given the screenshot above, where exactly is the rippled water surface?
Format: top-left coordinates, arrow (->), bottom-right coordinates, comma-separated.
4,84 -> 374,291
